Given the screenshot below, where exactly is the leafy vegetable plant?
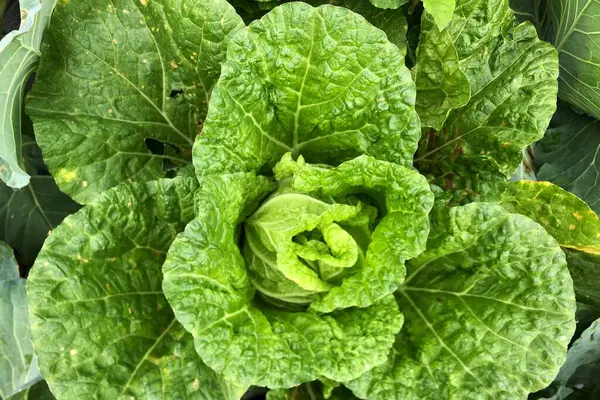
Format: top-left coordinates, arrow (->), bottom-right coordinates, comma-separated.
2,0 -> 599,398
164,153 -> 433,388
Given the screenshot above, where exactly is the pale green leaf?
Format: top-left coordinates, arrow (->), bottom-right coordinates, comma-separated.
548,318 -> 600,399
0,0 -> 52,188
423,0 -> 455,30
0,242 -> 47,399
26,0 -> 244,204
27,178 -> 244,399
271,154 -> 434,313
346,203 -> 576,399
163,161 -> 408,388
193,2 -> 420,177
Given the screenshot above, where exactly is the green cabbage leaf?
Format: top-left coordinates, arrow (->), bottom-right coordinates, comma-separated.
26,178 -> 244,399
413,0 -> 558,202
19,1 -> 580,399
0,0 -> 52,188
345,202 -> 576,399
25,0 -> 244,204
516,0 -> 600,120
193,2 -> 420,177
500,180 -> 600,309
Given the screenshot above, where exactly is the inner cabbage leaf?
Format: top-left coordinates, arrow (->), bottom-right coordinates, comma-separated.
162,153 -> 434,388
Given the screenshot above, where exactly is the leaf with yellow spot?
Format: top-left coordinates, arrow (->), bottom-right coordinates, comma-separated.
500,181 -> 600,307
56,169 -> 77,184
26,0 -> 245,204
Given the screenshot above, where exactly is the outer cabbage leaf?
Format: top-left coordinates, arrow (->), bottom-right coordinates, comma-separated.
163,154 -> 434,388
499,181 -> 600,308
539,0 -> 600,120
27,178 -> 243,399
533,106 -> 600,309
415,0 -> 515,130
561,251 -> 600,310
414,0 -> 557,199
310,0 -> 409,56
345,203 -> 576,399
0,0 -> 52,188
0,176 -> 81,266
193,2 -> 420,177
508,0 -> 543,26
536,104 -> 600,215
25,0 -> 244,204
0,243 -> 50,399
500,181 -> 600,255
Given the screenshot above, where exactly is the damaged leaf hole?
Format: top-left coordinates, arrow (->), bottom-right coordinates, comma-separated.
169,88 -> 184,98
144,138 -> 187,177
